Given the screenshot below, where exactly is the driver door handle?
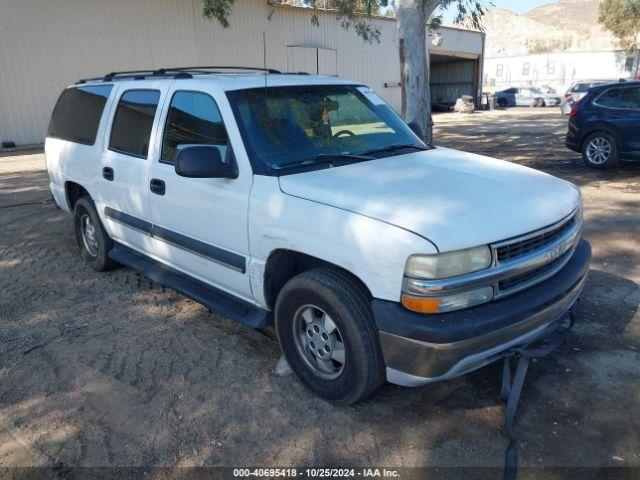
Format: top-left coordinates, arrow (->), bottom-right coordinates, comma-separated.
150,178 -> 165,196
102,167 -> 114,181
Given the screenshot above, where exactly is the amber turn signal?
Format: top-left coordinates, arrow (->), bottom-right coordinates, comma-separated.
401,294 -> 441,313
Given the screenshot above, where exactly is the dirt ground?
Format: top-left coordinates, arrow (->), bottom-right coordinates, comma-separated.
1,108 -> 639,477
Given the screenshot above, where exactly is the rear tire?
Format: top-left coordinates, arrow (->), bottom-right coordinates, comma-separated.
582,131 -> 619,169
74,197 -> 118,271
275,268 -> 385,405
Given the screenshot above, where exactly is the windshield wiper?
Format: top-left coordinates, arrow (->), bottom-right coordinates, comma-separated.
362,143 -> 429,156
271,153 -> 373,171
314,153 -> 374,162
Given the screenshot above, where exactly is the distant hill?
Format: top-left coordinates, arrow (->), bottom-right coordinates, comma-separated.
462,0 -> 619,57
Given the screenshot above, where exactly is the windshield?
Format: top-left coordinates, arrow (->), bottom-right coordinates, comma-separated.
528,87 -> 542,93
227,85 -> 425,173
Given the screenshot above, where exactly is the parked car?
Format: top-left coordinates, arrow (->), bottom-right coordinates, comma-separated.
528,87 -> 561,106
495,87 -> 559,107
538,85 -> 557,95
46,67 -> 591,404
495,87 -> 534,107
560,79 -> 620,114
566,80 -> 640,169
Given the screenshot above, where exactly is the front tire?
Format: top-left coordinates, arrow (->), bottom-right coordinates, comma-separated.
74,197 -> 117,271
582,131 -> 619,169
275,269 -> 385,405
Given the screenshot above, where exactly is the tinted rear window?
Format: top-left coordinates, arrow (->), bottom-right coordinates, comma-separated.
596,89 -> 622,107
47,85 -> 113,145
108,89 -> 160,158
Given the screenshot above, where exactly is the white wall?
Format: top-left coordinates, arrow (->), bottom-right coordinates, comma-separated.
0,0 -> 483,145
484,50 -> 639,93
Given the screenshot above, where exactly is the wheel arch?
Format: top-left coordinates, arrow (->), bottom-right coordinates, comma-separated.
65,181 -> 91,211
580,125 -> 621,151
263,249 -> 373,311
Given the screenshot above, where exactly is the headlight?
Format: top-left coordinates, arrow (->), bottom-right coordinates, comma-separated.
405,245 -> 492,279
401,286 -> 494,313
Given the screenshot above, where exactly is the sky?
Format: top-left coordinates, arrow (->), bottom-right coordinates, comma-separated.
438,0 -> 551,25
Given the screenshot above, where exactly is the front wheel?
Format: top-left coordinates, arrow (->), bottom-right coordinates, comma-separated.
582,131 -> 619,169
275,269 -> 385,405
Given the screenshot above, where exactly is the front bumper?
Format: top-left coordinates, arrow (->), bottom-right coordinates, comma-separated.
373,240 -> 591,387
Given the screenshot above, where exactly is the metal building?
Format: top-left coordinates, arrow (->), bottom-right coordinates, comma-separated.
0,0 -> 484,146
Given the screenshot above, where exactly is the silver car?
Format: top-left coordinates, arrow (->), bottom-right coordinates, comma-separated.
495,87 -> 561,108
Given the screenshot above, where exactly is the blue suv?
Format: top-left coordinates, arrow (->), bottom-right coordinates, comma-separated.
565,81 -> 640,169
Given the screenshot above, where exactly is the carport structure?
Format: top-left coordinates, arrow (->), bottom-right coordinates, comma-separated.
430,52 -> 482,109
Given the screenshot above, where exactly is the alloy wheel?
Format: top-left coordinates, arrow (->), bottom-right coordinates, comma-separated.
292,305 -> 346,380
586,137 -> 612,165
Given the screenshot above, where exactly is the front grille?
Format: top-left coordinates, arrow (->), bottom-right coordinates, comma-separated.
498,252 -> 570,292
496,214 -> 576,263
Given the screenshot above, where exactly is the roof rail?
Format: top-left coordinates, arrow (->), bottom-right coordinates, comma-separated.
76,66 -> 281,84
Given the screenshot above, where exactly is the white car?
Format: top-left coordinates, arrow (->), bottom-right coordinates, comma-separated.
560,79 -> 620,114
46,67 -> 591,404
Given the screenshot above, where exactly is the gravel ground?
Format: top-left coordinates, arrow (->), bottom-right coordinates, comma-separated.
0,108 -> 638,477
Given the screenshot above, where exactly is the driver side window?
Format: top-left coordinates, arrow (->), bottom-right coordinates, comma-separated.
161,91 -> 229,164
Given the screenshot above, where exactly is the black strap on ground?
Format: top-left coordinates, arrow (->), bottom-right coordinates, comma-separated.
501,310 -> 575,480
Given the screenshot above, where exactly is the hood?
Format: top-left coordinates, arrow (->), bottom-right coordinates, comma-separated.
278,147 -> 581,252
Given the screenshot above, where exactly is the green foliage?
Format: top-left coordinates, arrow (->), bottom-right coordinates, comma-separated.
598,0 -> 640,50
202,0 -> 385,42
203,0 -> 234,28
202,0 -> 487,43
305,0 -> 386,43
430,0 -> 491,31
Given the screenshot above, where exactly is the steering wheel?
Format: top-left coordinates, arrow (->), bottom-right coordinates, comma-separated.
333,129 -> 356,138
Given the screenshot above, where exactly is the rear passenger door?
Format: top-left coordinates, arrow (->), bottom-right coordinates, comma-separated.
98,84 -> 166,254
616,86 -> 640,151
147,86 -> 253,300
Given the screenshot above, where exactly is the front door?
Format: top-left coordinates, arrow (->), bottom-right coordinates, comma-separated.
147,86 -> 254,301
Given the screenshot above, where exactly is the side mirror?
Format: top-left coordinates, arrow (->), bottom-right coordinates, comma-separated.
175,145 -> 238,179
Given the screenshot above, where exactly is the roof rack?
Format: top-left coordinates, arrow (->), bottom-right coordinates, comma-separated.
76,66 -> 282,84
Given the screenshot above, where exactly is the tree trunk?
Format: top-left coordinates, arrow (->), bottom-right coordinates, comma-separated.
396,0 -> 438,144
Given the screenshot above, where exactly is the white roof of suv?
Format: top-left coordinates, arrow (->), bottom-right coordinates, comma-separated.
201,73 -> 358,91
77,72 -> 359,91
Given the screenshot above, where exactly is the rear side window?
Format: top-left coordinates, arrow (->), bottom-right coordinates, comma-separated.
161,91 -> 229,164
47,85 -> 113,145
618,87 -> 640,109
109,89 -> 160,158
595,89 -> 621,108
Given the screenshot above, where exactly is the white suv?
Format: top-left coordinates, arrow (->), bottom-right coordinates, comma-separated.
46,67 -> 591,404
